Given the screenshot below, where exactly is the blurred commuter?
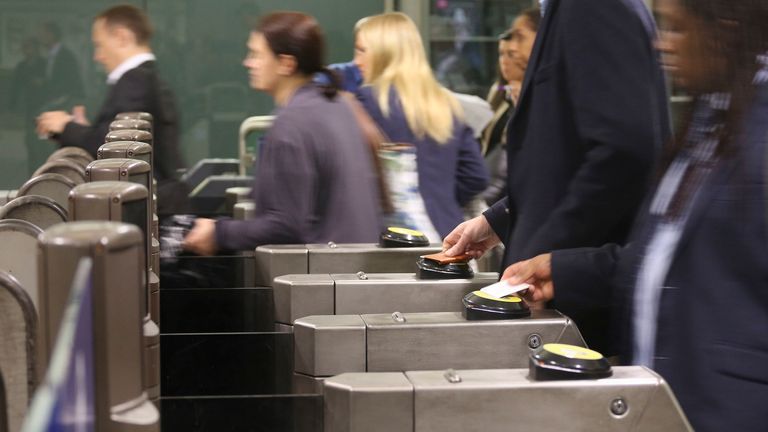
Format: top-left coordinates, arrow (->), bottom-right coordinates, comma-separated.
183,12 -> 382,255
36,5 -> 188,214
479,8 -> 540,207
10,37 -> 48,174
499,1 -> 768,430
444,0 -> 669,349
38,22 -> 84,111
354,12 -> 488,240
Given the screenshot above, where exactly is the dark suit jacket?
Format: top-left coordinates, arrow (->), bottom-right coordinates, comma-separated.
358,86 -> 489,238
484,0 -> 670,265
552,84 -> 768,432
56,60 -> 188,213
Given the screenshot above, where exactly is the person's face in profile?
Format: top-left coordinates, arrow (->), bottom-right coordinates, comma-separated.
508,16 -> 537,71
243,32 -> 282,93
353,35 -> 373,83
655,0 -> 725,92
92,18 -> 123,73
498,39 -> 523,83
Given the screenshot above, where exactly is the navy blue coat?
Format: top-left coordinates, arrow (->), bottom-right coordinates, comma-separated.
484,0 -> 669,265
357,86 -> 489,238
552,83 -> 768,432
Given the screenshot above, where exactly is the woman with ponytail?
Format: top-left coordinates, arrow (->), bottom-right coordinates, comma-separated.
184,11 -> 382,254
486,0 -> 768,430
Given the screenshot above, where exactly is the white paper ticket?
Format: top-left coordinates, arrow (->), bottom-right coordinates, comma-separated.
480,280 -> 531,299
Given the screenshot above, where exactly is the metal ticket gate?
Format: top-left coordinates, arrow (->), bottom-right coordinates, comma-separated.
324,366 -> 692,432
273,272 -> 498,325
254,243 -> 443,287
293,310 -> 585,394
68,181 -> 160,402
38,222 -> 158,431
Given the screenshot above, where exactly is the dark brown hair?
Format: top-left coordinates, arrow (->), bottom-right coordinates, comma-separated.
96,4 -> 153,46
519,7 -> 541,32
255,11 -> 339,98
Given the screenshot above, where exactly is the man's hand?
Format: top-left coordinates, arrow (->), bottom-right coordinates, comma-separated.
502,253 -> 554,304
443,215 -> 501,258
183,218 -> 218,256
36,111 -> 73,136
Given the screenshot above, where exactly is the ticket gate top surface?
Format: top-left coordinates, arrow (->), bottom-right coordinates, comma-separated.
323,366 -> 692,432
274,272 -> 498,324
254,243 -> 443,286
294,310 -> 585,377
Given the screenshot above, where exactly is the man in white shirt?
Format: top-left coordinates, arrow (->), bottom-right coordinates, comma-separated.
37,5 -> 187,214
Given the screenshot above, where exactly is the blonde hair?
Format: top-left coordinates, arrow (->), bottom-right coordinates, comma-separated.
357,13 -> 463,144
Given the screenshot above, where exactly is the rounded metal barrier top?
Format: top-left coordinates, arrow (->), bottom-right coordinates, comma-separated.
17,173 -> 77,210
0,195 -> 68,230
32,159 -> 86,185
104,129 -> 152,145
109,118 -> 152,133
47,146 -> 94,164
115,111 -> 154,123
0,219 -> 43,307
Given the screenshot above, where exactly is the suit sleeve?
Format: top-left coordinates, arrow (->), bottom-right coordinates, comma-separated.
56,69 -> 153,157
454,124 -> 489,206
215,125 -> 316,250
520,0 -> 658,258
550,243 -> 623,354
483,197 -> 513,246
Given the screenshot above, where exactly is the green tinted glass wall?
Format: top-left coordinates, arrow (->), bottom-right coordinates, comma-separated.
0,0 -> 384,189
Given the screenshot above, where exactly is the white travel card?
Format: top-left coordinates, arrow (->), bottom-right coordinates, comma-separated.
480,280 -> 531,299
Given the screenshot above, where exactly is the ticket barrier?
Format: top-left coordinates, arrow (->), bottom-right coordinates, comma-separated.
31,158 -> 85,185
225,186 -> 251,215
96,141 -> 158,238
188,174 -> 253,215
116,111 -> 154,123
38,222 -> 158,430
0,270 -> 36,432
16,173 -> 77,209
254,243 -> 442,287
234,201 -> 255,220
180,158 -> 240,191
85,158 -> 161,324
46,146 -> 94,169
110,118 -> 152,133
273,272 -> 498,326
324,365 -> 692,432
68,182 -> 160,401
0,191 -> 15,206
0,195 -> 67,229
0,219 -> 42,307
293,310 -> 585,394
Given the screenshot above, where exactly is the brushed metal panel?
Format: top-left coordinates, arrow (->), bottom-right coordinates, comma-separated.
294,315 -> 366,376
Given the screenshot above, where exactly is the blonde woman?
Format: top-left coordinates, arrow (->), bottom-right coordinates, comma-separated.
354,12 -> 488,240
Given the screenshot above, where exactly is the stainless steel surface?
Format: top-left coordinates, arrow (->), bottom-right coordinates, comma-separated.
324,372 -> 414,432
38,222 -> 158,430
333,272 -> 497,316
273,274 -> 335,324
292,372 -> 325,395
0,220 -> 42,307
306,243 -> 440,274
233,201 -> 255,220
294,315 -> 366,377
0,195 -> 67,230
97,141 -> 153,167
406,367 -> 692,432
254,245 -> 309,287
254,243 -> 443,287
17,173 -> 77,209
31,158 -> 86,185
273,272 -> 497,325
323,367 -> 692,432
225,187 -> 251,214
295,310 -> 585,377
363,310 -> 585,372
